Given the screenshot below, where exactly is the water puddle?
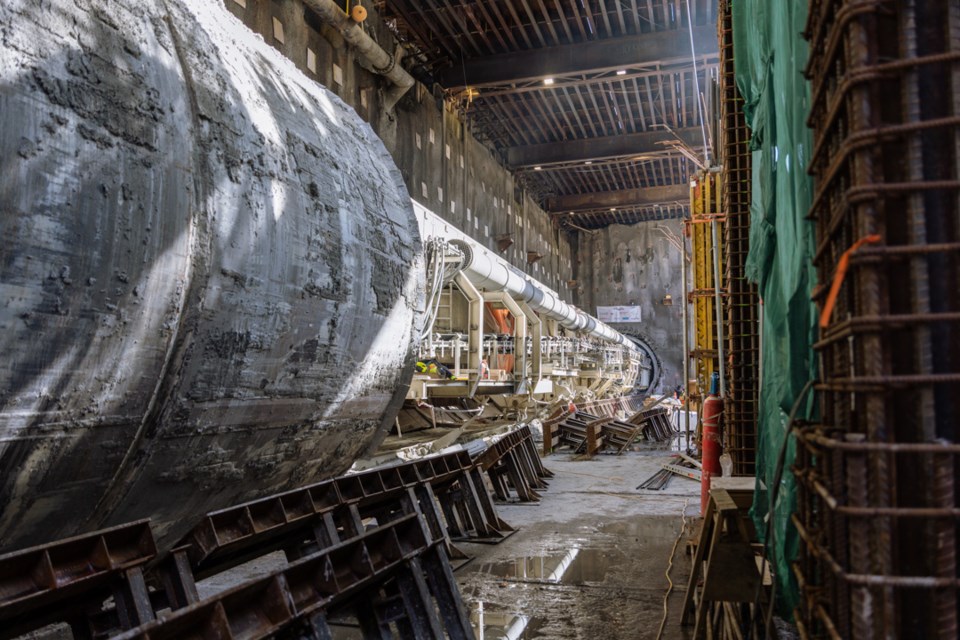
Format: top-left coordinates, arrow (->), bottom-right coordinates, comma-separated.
597,517 -> 683,540
323,601 -> 545,640
466,546 -> 616,585
470,601 -> 545,640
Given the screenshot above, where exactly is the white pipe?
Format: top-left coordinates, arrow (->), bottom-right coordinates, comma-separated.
449,238 -> 632,348
302,0 -> 414,109
413,202 -> 635,351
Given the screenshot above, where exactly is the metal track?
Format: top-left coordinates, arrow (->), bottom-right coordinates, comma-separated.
0,521 -> 158,639
115,514 -> 472,640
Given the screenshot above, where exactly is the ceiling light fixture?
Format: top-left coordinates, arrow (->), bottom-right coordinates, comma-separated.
616,69 -> 627,75
584,160 -> 593,165
533,166 -> 542,171
543,77 -> 555,85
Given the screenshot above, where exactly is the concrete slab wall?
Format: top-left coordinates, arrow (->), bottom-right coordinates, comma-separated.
222,0 -> 576,292
577,221 -> 688,394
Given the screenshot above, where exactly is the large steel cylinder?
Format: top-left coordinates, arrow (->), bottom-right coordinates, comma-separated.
0,0 -> 423,551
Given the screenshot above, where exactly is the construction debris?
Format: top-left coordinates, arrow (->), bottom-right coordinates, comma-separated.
543,405 -> 677,456
636,454 -> 702,491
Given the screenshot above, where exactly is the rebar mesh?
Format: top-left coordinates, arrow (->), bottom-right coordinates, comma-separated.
719,0 -> 759,477
798,0 -> 960,636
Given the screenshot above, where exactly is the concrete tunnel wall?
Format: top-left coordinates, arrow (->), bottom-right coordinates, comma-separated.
575,221 -> 689,394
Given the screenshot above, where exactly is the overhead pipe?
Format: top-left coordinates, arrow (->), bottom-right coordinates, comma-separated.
302,0 -> 414,109
446,238 -> 634,350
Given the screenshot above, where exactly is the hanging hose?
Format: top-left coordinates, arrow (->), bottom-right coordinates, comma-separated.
418,239 -> 465,343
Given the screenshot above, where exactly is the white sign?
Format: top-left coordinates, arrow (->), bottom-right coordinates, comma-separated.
597,305 -> 642,323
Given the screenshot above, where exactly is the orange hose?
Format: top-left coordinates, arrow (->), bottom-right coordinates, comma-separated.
819,234 -> 882,328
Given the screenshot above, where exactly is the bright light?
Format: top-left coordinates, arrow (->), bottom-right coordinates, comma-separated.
616,69 -> 627,75
534,166 -> 542,171
543,77 -> 555,85
610,207 -> 616,212
584,160 -> 593,165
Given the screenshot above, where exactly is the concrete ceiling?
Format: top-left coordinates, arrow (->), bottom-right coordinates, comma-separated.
380,0 -> 719,229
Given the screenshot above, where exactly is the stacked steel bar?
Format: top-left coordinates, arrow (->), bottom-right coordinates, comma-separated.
799,0 -> 960,637
719,0 -> 760,477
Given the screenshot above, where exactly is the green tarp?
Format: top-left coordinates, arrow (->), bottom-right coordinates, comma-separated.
732,0 -> 819,617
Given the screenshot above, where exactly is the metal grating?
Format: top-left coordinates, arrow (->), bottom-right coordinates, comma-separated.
797,0 -> 960,637
718,0 -> 758,477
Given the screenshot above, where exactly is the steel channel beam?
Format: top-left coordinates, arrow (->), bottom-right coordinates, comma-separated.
0,521 -> 157,640
182,450 -> 510,576
112,515 -> 473,640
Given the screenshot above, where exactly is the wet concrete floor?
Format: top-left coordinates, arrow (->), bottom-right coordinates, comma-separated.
456,447 -> 700,640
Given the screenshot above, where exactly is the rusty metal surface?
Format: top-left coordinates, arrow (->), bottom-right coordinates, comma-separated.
719,0 -> 759,477
182,450 -> 513,576
0,0 -> 423,554
0,456 -> 498,639
478,426 -> 553,503
114,514 -> 473,640
543,406 -> 674,456
0,521 -> 157,638
798,0 -> 960,636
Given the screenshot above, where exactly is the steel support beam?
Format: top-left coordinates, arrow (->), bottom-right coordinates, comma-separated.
508,128 -> 702,168
546,184 -> 689,213
454,273 -> 483,391
438,26 -> 719,89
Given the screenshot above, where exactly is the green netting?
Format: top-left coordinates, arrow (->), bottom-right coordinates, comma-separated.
732,0 -> 818,618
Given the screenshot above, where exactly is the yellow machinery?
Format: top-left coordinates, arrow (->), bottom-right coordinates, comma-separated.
689,169 -> 724,396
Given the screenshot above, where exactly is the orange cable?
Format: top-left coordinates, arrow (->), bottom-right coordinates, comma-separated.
819,234 -> 882,328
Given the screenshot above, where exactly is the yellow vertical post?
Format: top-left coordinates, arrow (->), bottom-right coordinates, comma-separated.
689,170 -> 724,398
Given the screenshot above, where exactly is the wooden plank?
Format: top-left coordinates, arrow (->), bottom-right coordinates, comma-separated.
681,497 -> 715,624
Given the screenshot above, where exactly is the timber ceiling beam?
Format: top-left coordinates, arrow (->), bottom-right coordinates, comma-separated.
437,26 -> 718,89
545,183 -> 689,213
508,127 -> 703,168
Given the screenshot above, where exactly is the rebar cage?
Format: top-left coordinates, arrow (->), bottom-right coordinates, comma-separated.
799,0 -> 960,637
719,0 -> 760,478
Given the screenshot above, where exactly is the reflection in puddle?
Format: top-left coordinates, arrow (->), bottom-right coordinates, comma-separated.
471,601 -> 544,640
469,546 -> 615,585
